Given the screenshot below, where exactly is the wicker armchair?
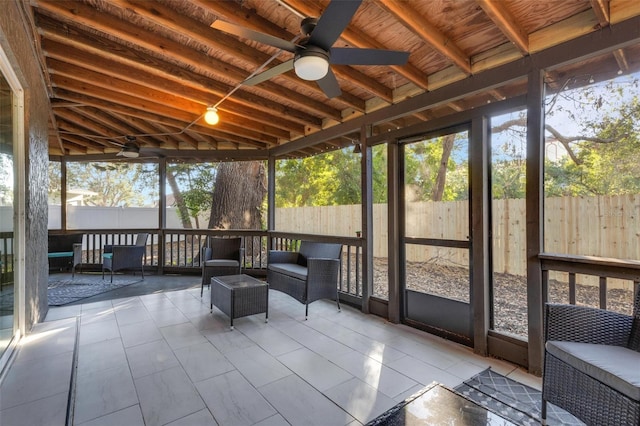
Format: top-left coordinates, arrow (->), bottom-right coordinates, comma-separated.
267,241 -> 342,319
542,287 -> 640,425
201,237 -> 243,297
102,233 -> 148,282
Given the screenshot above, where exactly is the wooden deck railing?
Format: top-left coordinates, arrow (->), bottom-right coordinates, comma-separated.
52,229 -> 364,304
539,253 -> 640,310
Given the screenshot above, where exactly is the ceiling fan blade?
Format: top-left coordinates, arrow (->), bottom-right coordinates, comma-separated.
316,68 -> 342,98
242,59 -> 294,86
309,0 -> 363,50
330,48 -> 410,66
212,20 -> 297,53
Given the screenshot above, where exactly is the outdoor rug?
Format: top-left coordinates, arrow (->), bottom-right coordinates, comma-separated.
48,275 -> 142,306
454,368 -> 584,425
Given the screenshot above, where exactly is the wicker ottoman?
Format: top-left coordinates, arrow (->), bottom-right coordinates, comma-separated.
211,274 -> 268,329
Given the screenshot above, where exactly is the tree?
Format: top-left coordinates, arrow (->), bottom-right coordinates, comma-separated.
66,162 -> 156,207
207,161 -> 266,229
166,163 -> 216,228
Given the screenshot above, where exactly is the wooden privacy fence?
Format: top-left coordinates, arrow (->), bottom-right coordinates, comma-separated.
276,194 -> 640,288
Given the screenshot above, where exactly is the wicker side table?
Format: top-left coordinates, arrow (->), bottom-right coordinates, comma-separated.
211,274 -> 268,329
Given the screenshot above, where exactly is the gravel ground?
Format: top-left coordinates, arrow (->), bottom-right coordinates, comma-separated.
372,258 -> 635,337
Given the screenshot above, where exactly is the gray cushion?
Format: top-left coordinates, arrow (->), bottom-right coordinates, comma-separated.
546,340 -> 640,401
204,259 -> 239,268
268,263 -> 308,281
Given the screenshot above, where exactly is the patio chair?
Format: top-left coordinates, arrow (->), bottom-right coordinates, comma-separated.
102,233 -> 148,283
201,237 -> 243,297
541,287 -> 640,425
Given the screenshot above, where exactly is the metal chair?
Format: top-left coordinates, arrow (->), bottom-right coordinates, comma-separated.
102,233 -> 149,282
201,237 -> 243,297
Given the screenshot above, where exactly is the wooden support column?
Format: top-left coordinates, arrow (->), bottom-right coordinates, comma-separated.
470,116 -> 490,355
526,68 -> 545,376
157,157 -> 166,274
361,125 -> 373,314
267,155 -> 276,250
387,140 -> 401,323
60,158 -> 67,231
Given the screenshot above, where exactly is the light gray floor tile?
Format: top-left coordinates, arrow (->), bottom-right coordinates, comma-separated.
44,304 -> 81,321
278,321 -> 352,361
160,321 -> 207,350
277,347 -> 352,392
114,305 -> 152,326
0,351 -> 72,410
259,375 -> 355,426
148,307 -> 189,328
0,391 -> 67,426
174,341 -> 235,383
77,405 -> 145,426
324,377 -> 397,424
165,409 -> 218,426
236,323 -> 302,356
393,384 -> 425,402
444,359 -> 488,381
195,370 -> 276,426
81,300 -> 114,311
333,351 -> 418,399
507,367 -> 542,390
386,355 -> 462,388
15,317 -> 76,362
385,334 -> 461,370
125,339 -> 180,379
79,318 -> 120,346
140,296 -> 176,311
305,317 -> 407,363
74,364 -> 138,424
111,297 -> 144,309
119,318 -> 163,348
77,337 -> 128,377
253,413 -> 290,426
203,327 -> 255,354
80,306 -> 116,325
226,345 -> 293,388
135,366 -> 205,426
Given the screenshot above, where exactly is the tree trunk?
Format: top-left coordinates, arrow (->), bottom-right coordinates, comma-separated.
166,168 -> 192,228
431,134 -> 455,201
208,161 -> 266,230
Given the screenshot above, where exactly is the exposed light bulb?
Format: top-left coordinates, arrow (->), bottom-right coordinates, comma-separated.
204,107 -> 219,125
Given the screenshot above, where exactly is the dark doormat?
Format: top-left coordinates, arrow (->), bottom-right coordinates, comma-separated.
48,275 -> 142,306
454,368 -> 584,425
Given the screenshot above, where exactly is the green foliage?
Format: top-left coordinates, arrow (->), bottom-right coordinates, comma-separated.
66,162 -> 157,207
276,148 -> 361,207
168,163 -> 217,225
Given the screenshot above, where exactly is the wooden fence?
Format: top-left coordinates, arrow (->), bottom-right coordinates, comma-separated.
276,194 -> 640,289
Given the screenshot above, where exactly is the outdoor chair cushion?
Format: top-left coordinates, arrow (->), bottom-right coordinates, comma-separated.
204,259 -> 239,268
546,341 -> 640,401
268,263 -> 308,281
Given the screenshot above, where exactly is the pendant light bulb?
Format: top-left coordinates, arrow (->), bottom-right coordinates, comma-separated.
204,107 -> 219,125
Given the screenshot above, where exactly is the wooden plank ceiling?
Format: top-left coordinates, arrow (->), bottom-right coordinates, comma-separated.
27,0 -> 640,160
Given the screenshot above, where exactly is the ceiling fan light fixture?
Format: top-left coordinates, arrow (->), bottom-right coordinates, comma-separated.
121,141 -> 140,158
294,47 -> 329,81
204,106 -> 220,125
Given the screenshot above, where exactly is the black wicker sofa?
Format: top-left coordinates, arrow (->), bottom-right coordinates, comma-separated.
267,241 -> 342,319
542,287 -> 640,425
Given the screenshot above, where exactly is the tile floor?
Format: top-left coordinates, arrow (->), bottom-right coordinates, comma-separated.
0,285 -> 541,426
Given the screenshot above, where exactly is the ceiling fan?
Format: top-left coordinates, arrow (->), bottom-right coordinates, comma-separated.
211,0 -> 410,98
111,136 -> 165,159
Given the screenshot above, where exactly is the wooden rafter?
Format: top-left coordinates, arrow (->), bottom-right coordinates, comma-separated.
476,0 -> 529,54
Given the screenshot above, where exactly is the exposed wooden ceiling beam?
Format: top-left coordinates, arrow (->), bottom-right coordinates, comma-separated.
36,23 -> 330,127
375,0 -> 472,75
590,0 -> 610,27
32,1 -> 363,116
279,0 -> 429,90
48,58 -> 292,141
106,0 -> 371,109
51,85 -> 273,149
476,0 -> 529,55
43,42 -> 308,135
613,48 -> 629,73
